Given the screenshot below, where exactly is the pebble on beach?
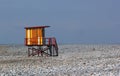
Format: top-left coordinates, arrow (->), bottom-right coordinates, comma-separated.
0,44 -> 120,76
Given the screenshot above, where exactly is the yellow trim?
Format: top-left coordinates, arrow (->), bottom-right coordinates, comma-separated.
27,29 -> 30,45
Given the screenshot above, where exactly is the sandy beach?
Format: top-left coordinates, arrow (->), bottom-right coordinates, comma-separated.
0,44 -> 120,76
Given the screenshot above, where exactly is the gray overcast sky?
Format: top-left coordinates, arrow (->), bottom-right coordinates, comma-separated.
0,0 -> 120,44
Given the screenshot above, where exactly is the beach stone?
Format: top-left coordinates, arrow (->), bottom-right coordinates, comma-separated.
18,72 -> 22,75
0,44 -> 120,75
1,73 -> 5,76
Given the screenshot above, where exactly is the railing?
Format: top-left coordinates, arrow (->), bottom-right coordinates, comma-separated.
51,38 -> 58,50
25,37 -> 58,47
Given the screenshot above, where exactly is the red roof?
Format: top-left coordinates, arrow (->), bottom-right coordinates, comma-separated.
24,26 -> 50,29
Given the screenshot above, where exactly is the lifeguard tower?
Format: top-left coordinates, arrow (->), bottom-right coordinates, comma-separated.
24,26 -> 58,56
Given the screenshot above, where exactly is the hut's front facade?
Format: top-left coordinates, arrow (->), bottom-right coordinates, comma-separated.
25,26 -> 49,46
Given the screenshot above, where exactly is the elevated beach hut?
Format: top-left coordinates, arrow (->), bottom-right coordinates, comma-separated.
24,26 -> 58,56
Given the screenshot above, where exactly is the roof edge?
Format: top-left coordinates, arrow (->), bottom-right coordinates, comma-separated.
24,26 -> 50,29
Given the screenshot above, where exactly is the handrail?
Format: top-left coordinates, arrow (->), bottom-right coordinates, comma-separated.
25,37 -> 58,49
51,37 -> 58,50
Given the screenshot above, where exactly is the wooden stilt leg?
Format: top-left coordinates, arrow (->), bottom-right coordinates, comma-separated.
32,48 -> 34,56
56,49 -> 58,56
38,49 -> 40,57
53,46 -> 55,56
49,46 -> 52,56
28,48 -> 30,57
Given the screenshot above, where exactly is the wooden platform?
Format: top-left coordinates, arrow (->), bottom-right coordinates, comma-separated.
25,37 -> 58,56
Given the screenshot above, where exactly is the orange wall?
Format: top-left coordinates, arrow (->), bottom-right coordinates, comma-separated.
25,28 -> 44,45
